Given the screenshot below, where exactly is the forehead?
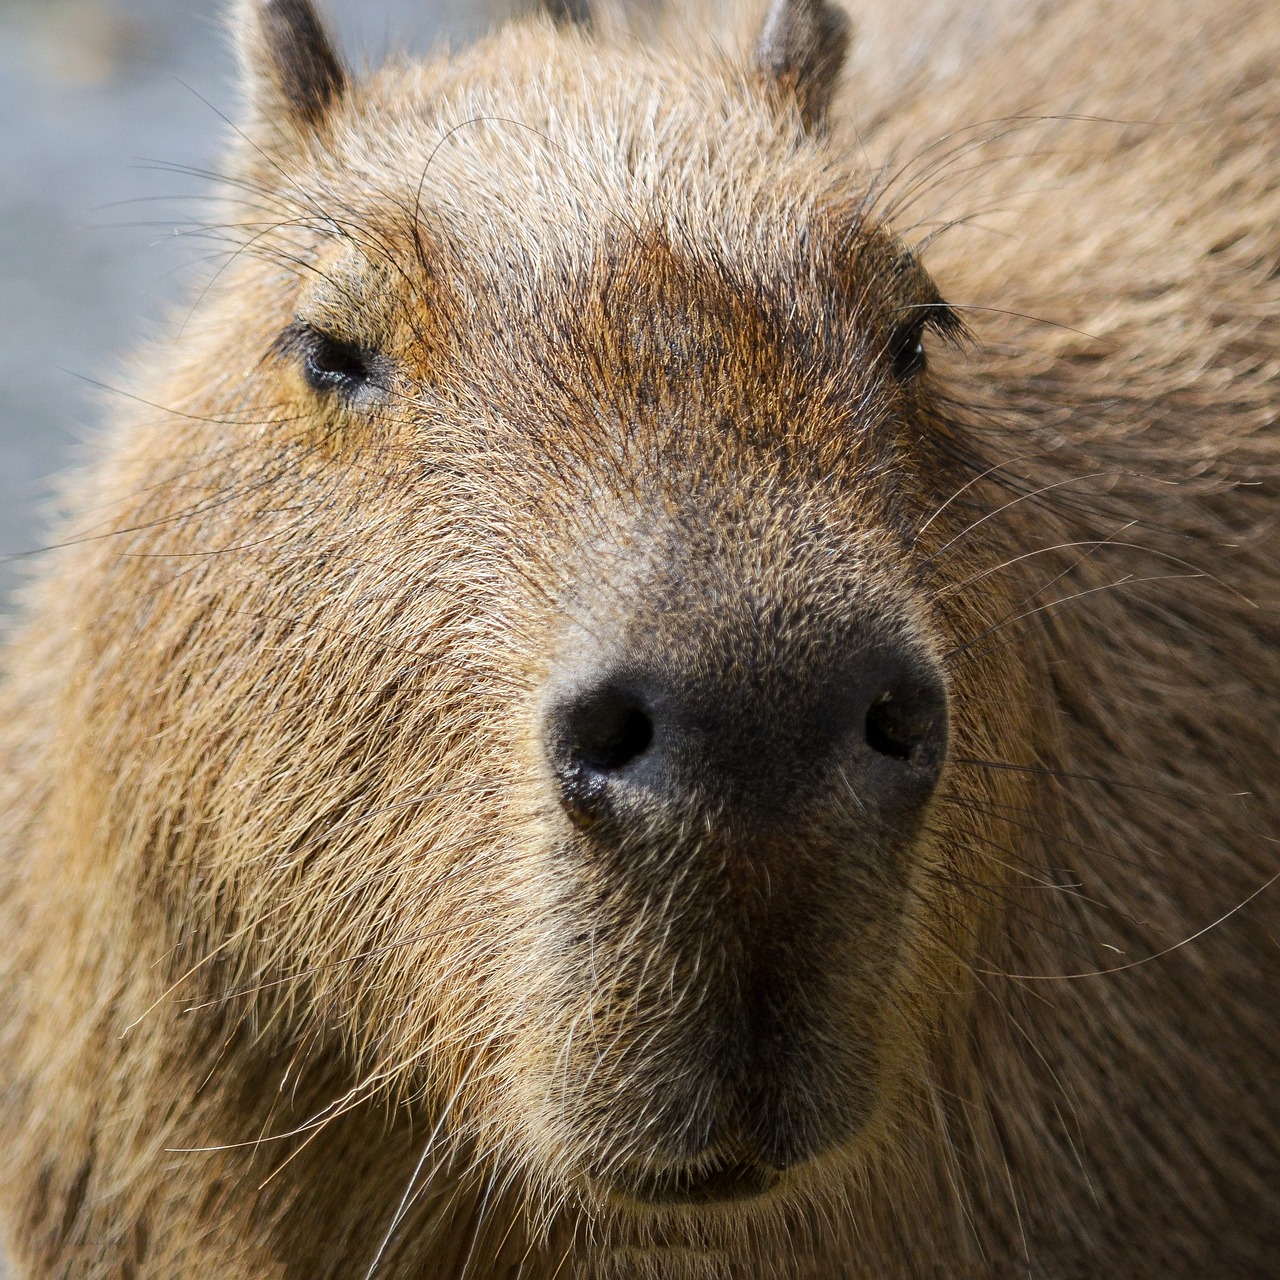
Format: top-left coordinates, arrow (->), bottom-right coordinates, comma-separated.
319,24 -> 870,277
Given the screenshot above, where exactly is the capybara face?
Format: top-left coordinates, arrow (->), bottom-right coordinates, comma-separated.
5,1 -> 1278,1277
64,17 -> 1033,1247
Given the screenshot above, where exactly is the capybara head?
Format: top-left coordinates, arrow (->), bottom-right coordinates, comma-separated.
5,0 -> 1276,1276
85,0 -> 1018,1218
76,0 -> 1032,1230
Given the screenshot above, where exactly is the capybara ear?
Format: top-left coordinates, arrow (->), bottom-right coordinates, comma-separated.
543,0 -> 594,31
232,0 -> 347,165
754,0 -> 852,130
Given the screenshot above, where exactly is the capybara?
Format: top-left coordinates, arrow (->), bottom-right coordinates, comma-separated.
0,0 -> 1276,1275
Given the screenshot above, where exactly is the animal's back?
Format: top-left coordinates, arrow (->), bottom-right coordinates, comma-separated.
0,1 -> 1276,1278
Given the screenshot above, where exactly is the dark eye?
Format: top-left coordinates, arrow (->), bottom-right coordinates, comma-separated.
888,319 -> 927,382
282,322 -> 385,400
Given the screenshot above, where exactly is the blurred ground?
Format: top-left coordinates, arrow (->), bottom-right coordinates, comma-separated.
0,3 -> 497,1270
0,0 -> 495,612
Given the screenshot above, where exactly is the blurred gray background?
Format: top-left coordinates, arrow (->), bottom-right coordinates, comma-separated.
0,0 -> 498,615
0,2 -> 495,1271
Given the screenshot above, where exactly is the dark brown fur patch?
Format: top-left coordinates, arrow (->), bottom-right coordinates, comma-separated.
57,1152 -> 93,1245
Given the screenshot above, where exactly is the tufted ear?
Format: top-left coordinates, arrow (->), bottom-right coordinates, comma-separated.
543,0 -> 594,30
232,0 -> 347,165
755,0 -> 852,130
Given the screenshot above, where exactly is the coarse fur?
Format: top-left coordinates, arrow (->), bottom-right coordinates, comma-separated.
0,0 -> 1277,1276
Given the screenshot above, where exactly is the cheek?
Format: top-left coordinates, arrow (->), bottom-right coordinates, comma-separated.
897,576 -> 1044,997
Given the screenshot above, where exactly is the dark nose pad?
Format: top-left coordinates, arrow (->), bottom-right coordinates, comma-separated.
543,641 -> 948,834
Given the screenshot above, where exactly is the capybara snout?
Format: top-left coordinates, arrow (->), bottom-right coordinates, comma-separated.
542,553 -> 948,854
532,526 -> 950,1184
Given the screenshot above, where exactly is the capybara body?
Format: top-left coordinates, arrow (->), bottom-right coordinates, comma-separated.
0,0 -> 1277,1276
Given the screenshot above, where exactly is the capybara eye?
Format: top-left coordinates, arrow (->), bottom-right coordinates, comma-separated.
889,320 -> 927,381
291,323 -> 380,399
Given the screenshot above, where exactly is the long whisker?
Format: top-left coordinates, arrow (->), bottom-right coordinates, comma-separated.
982,870 -> 1280,982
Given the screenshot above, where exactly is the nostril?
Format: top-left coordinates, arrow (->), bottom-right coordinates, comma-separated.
572,694 -> 654,773
547,684 -> 656,828
864,686 -> 940,762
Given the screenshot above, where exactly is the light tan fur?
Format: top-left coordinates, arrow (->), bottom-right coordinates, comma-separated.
0,1 -> 1276,1276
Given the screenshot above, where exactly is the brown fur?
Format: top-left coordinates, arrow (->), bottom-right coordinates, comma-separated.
1,0 -> 1277,1276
